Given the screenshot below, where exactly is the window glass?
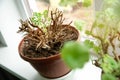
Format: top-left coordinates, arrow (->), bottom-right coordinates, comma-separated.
34,0 -> 95,29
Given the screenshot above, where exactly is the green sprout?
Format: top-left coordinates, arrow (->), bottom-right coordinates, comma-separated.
30,10 -> 51,32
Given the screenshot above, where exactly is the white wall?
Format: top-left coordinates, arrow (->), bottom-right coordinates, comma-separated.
0,0 -> 24,47
0,1 -> 29,79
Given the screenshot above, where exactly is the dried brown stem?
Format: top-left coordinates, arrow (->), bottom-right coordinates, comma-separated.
109,34 -> 119,61
18,9 -> 78,58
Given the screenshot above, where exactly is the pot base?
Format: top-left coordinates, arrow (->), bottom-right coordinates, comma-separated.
40,70 -> 75,80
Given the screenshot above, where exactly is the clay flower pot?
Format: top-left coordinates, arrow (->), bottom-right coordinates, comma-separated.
18,26 -> 79,79
19,41 -> 70,78
19,40 -> 70,79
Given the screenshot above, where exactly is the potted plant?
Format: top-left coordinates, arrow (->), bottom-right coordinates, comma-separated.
61,0 -> 120,80
17,9 -> 79,79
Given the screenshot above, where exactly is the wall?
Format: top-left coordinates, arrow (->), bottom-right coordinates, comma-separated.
0,0 -> 25,48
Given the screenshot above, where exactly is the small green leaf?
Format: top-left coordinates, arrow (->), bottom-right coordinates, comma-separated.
102,73 -> 116,80
59,0 -> 78,6
83,0 -> 92,7
101,54 -> 118,73
61,41 -> 90,69
74,20 -> 86,31
85,30 -> 91,35
93,46 -> 101,53
43,10 -> 48,18
98,24 -> 105,28
30,10 -> 51,32
84,40 -> 94,48
83,39 -> 101,53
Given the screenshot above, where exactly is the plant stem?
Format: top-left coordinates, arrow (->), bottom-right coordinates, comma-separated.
109,35 -> 120,61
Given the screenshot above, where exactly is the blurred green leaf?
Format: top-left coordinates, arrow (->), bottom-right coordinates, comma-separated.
102,73 -> 116,80
113,0 -> 120,18
83,40 -> 101,53
101,54 -> 118,73
85,30 -> 91,35
98,24 -> 105,28
61,41 -> 89,69
84,40 -> 94,48
59,0 -> 92,7
43,10 -> 48,18
59,0 -> 78,6
74,20 -> 86,31
93,46 -> 101,53
83,0 -> 92,7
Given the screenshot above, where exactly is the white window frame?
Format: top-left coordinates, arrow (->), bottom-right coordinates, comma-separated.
16,0 -> 38,19
0,31 -> 7,47
21,0 -> 33,18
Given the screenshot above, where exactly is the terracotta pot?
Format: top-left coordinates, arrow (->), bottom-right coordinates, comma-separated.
18,26 -> 79,79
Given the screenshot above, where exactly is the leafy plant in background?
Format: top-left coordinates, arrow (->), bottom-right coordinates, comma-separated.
86,0 -> 120,79
61,0 -> 120,80
81,0 -> 120,80
102,73 -> 116,80
74,20 -> 86,31
59,0 -> 92,7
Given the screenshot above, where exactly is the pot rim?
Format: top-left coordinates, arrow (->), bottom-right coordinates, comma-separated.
18,39 -> 61,62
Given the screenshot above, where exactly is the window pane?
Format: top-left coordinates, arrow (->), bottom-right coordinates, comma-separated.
34,0 -> 95,29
